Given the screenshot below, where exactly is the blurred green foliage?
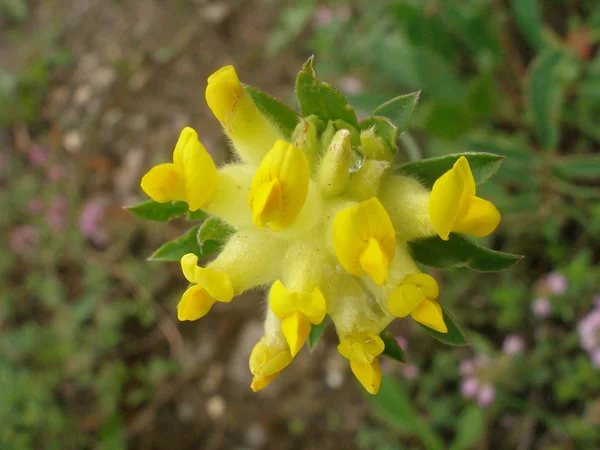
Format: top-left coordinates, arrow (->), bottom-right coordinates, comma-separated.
271,0 -> 600,448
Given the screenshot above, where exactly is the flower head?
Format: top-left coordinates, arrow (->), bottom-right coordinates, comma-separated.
137,62 -> 507,395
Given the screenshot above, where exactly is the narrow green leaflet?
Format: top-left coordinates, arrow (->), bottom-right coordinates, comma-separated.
552,155 -> 600,180
409,234 -> 523,272
371,91 -> 420,134
150,224 -> 222,261
198,216 -> 236,245
307,318 -> 328,350
419,309 -> 468,346
526,49 -> 564,151
127,200 -> 189,222
295,56 -> 359,128
510,0 -> 545,50
244,86 -> 299,139
396,152 -> 504,189
360,116 -> 398,154
449,406 -> 487,450
379,331 -> 405,363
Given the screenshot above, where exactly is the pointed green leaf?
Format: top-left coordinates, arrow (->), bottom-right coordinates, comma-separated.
510,0 -> 545,51
150,224 -> 222,261
371,91 -> 420,133
295,56 -> 359,128
360,116 -> 398,154
419,309 -> 468,346
526,49 -> 565,151
244,85 -> 299,139
409,234 -> 523,272
379,331 -> 405,363
198,216 -> 236,245
307,317 -> 328,350
396,152 -> 504,189
127,200 -> 189,222
553,155 -> 600,180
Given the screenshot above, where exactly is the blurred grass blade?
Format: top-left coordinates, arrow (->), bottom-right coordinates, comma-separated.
419,309 -> 468,346
379,331 -> 405,362
295,56 -> 359,128
244,86 -> 299,139
449,405 -> 487,450
409,234 -> 523,272
396,152 -> 504,189
371,91 -> 420,133
526,49 -> 564,151
510,0 -> 545,50
552,155 -> 600,180
127,200 -> 189,222
266,1 -> 315,56
368,376 -> 445,450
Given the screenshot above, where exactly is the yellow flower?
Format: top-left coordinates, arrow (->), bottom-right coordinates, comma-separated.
249,336 -> 293,392
388,273 -> 447,333
338,331 -> 385,395
248,140 -> 310,230
333,197 -> 396,285
269,280 -> 327,356
429,156 -> 501,240
141,127 -> 217,211
205,65 -> 283,166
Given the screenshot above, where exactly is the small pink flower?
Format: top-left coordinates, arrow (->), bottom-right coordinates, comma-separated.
458,359 -> 474,376
593,296 -> 600,309
315,6 -> 333,27
47,196 -> 69,231
461,377 -> 479,399
592,349 -> 600,369
340,76 -> 364,95
80,200 -> 107,245
477,383 -> 496,408
29,146 -> 48,166
545,272 -> 568,295
27,199 -> 44,214
9,225 -> 38,255
502,335 -> 525,355
47,165 -> 67,182
395,336 -> 408,351
532,297 -> 552,318
401,364 -> 419,380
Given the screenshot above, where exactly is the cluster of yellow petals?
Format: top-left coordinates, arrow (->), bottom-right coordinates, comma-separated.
139,64 -> 502,395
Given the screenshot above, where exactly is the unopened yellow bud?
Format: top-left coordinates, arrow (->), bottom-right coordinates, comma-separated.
249,338 -> 293,391
388,273 -> 447,333
429,156 -> 500,240
360,128 -> 392,162
292,116 -> 321,169
141,127 -> 217,211
338,331 -> 384,395
346,159 -> 390,201
332,197 -> 396,285
249,140 -> 310,230
205,65 -> 282,166
317,129 -> 352,197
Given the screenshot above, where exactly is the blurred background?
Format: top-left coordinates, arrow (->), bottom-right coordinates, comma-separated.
1,0 -> 599,448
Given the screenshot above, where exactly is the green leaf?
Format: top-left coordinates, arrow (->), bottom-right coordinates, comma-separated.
371,91 -> 420,133
198,216 -> 235,245
295,56 -> 359,128
127,200 -> 189,222
396,152 -> 504,189
409,234 -> 523,272
449,406 -> 487,450
307,318 -> 328,350
369,376 -> 444,450
526,49 -> 565,151
553,155 -> 600,180
510,0 -> 545,50
379,331 -> 405,363
467,72 -> 497,120
187,209 -> 208,221
360,116 -> 398,154
150,225 -> 221,261
244,86 -> 299,139
419,309 -> 468,346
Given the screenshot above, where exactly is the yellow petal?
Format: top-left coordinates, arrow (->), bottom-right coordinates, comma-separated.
350,359 -> 381,395
281,311 -> 311,357
269,280 -> 327,325
176,285 -> 216,321
429,156 -> 475,240
388,273 -> 439,317
195,267 -> 234,303
249,339 -> 293,378
205,66 -> 243,124
248,140 -> 309,230
250,372 -> 280,392
359,238 -> 391,285
179,132 -> 217,212
180,253 -> 199,283
453,196 -> 501,238
410,299 -> 448,333
332,197 -> 396,283
140,163 -> 186,203
337,332 -> 385,364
